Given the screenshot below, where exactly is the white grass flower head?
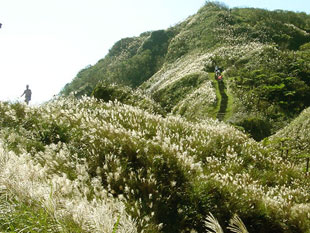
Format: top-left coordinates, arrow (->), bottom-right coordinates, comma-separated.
227,214 -> 249,233
205,212 -> 224,233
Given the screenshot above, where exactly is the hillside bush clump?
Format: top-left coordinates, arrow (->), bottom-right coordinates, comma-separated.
92,82 -> 165,115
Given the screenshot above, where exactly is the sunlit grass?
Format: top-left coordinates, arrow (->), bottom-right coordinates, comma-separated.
0,97 -> 309,232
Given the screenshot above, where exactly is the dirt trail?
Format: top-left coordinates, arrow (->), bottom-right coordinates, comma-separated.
216,80 -> 228,121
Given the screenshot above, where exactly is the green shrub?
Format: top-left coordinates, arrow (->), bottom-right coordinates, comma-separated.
92,82 -> 165,115
236,117 -> 271,141
92,82 -> 130,102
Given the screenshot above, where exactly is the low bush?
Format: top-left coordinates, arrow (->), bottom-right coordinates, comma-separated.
235,117 -> 272,141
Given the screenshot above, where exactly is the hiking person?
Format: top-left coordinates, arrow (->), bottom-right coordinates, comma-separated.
215,67 -> 222,79
21,85 -> 32,105
214,66 -> 220,80
215,66 -> 220,75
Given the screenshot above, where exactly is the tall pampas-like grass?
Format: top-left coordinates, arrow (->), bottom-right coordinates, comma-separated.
227,214 -> 249,233
205,213 -> 249,233
205,212 -> 224,233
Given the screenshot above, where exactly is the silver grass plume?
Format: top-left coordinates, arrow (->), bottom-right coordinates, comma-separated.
227,214 -> 249,233
205,212 -> 224,233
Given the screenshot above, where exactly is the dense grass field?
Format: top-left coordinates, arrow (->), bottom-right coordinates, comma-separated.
2,2 -> 310,232
0,97 -> 309,232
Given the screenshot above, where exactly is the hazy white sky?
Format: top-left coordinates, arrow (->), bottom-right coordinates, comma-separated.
1,0 -> 310,104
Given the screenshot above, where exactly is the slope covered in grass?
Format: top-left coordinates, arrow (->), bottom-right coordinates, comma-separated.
60,2 -> 310,140
0,98 -> 309,232
267,107 -> 310,158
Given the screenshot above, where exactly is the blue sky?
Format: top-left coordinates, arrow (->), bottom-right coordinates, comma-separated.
0,0 -> 309,104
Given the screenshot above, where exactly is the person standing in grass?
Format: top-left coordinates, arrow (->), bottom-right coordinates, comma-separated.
21,85 -> 32,105
215,66 -> 219,75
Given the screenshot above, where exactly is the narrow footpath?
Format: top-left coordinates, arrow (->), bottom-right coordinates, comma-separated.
216,80 -> 228,121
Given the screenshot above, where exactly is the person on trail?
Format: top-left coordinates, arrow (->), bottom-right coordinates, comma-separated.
215,66 -> 220,75
214,66 -> 220,80
21,85 -> 32,105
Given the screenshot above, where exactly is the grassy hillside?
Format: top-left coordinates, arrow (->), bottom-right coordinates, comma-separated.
0,98 -> 309,232
267,107 -> 310,157
2,2 -> 310,232
60,2 -> 310,140
61,29 -> 175,97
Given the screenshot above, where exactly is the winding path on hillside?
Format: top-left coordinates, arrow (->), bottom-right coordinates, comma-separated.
216,80 -> 228,121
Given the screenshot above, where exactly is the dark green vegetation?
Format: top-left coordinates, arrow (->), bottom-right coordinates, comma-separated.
227,44 -> 310,138
92,81 -> 165,115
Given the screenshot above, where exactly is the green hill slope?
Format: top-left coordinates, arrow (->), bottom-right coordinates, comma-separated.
267,107 -> 310,156
60,2 -> 310,140
0,98 -> 309,232
2,3 -> 310,232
